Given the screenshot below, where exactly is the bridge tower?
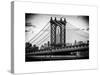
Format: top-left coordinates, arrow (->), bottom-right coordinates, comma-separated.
50,17 -> 66,47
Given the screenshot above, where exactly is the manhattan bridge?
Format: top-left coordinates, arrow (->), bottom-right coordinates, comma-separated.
25,17 -> 89,62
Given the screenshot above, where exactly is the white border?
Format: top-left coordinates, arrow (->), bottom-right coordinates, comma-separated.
13,1 -> 98,74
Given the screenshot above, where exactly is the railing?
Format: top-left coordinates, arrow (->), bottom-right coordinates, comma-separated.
27,45 -> 89,55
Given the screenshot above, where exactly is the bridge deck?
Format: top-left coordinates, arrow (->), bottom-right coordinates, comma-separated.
27,46 -> 89,55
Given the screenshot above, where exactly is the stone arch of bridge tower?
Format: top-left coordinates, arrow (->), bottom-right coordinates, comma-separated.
50,17 -> 66,47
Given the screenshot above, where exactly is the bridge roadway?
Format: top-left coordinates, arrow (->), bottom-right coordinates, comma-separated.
27,46 -> 89,55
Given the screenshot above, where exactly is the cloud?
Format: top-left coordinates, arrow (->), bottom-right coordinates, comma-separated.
25,23 -> 36,28
25,30 -> 29,32
25,30 -> 30,32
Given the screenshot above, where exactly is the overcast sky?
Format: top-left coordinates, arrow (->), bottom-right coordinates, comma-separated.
25,13 -> 89,46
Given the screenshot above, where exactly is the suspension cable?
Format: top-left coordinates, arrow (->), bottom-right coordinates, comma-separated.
29,22 -> 50,43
